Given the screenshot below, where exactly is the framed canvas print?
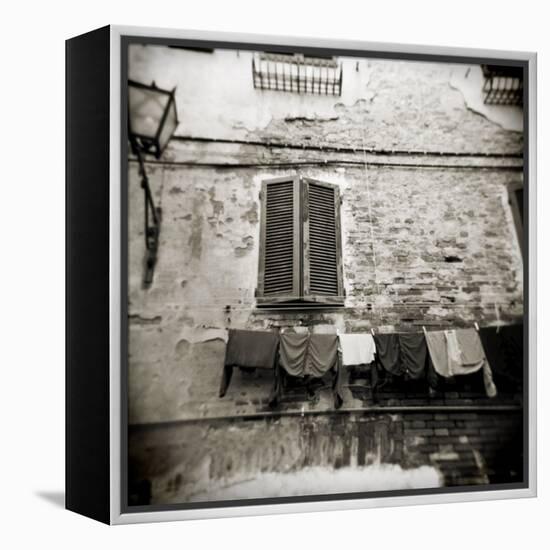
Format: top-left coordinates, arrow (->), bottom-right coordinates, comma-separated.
65,25 -> 537,525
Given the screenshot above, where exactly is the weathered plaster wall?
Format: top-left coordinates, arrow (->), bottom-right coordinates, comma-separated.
128,158 -> 523,423
128,45 -> 522,150
126,45 -> 524,498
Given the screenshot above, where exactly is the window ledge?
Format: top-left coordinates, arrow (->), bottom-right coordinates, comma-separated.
255,296 -> 346,311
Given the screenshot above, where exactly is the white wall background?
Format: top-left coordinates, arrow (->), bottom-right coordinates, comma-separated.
1,0 -> 547,547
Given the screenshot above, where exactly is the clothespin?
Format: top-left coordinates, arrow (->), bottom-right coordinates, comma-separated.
474,322 -> 480,332
422,325 -> 428,336
370,328 -> 375,336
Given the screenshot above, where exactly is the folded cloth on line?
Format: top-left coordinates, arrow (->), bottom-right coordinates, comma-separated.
399,333 -> 428,380
425,328 -> 497,398
446,329 -> 485,375
219,329 -> 279,397
279,333 -> 310,377
307,334 -> 340,377
373,333 -> 427,379
279,333 -> 339,377
272,333 -> 343,409
338,333 -> 376,366
373,334 -> 402,376
424,331 -> 447,376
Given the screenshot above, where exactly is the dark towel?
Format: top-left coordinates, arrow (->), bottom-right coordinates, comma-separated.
399,333 -> 428,380
219,329 -> 279,397
373,334 -> 403,376
374,333 -> 427,378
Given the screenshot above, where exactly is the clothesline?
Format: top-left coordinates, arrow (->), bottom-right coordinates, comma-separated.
218,323 -> 523,407
215,320 -> 518,337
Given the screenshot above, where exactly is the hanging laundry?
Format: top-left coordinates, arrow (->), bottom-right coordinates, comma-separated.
219,329 -> 279,397
307,334 -> 340,377
424,331 -> 447,376
279,332 -> 310,377
373,333 -> 427,379
446,329 -> 485,375
399,333 -> 428,380
373,333 -> 402,376
338,333 -> 376,366
425,328 -> 497,398
479,324 -> 523,387
271,332 -> 343,409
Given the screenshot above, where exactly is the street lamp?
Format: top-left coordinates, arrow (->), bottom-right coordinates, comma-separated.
128,79 -> 179,287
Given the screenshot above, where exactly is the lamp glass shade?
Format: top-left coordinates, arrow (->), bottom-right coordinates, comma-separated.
128,84 -> 170,140
157,98 -> 178,153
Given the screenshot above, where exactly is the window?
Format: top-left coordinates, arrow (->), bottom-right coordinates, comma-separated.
481,64 -> 523,106
256,176 -> 344,307
252,52 -> 343,96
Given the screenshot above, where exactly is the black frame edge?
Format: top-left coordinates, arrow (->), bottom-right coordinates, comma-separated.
66,24 -> 111,525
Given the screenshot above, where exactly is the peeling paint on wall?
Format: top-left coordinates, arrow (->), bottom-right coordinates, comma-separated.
234,235 -> 254,257
240,202 -> 258,224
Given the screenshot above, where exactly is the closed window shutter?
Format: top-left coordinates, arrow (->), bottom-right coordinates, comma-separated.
257,177 -> 301,302
303,179 -> 344,302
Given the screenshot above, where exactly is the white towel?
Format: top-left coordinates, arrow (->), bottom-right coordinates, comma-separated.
338,333 -> 376,366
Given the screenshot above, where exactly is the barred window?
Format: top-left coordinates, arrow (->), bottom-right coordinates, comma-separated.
252,52 -> 343,96
481,64 -> 523,106
256,176 -> 344,307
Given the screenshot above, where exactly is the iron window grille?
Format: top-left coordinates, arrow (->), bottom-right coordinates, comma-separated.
252,52 -> 343,96
256,176 -> 344,307
481,64 -> 523,106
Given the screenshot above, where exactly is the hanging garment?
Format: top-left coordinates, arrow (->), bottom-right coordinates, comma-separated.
425,328 -> 497,397
373,333 -> 403,376
219,329 -> 279,397
399,333 -> 428,380
446,329 -> 485,376
338,333 -> 376,366
279,332 -> 310,377
373,333 -> 427,378
479,324 -> 523,387
424,330 -> 448,377
271,333 -> 343,409
307,334 -> 340,377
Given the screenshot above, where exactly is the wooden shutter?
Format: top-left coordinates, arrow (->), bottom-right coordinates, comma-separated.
302,178 -> 344,303
257,177 -> 301,304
